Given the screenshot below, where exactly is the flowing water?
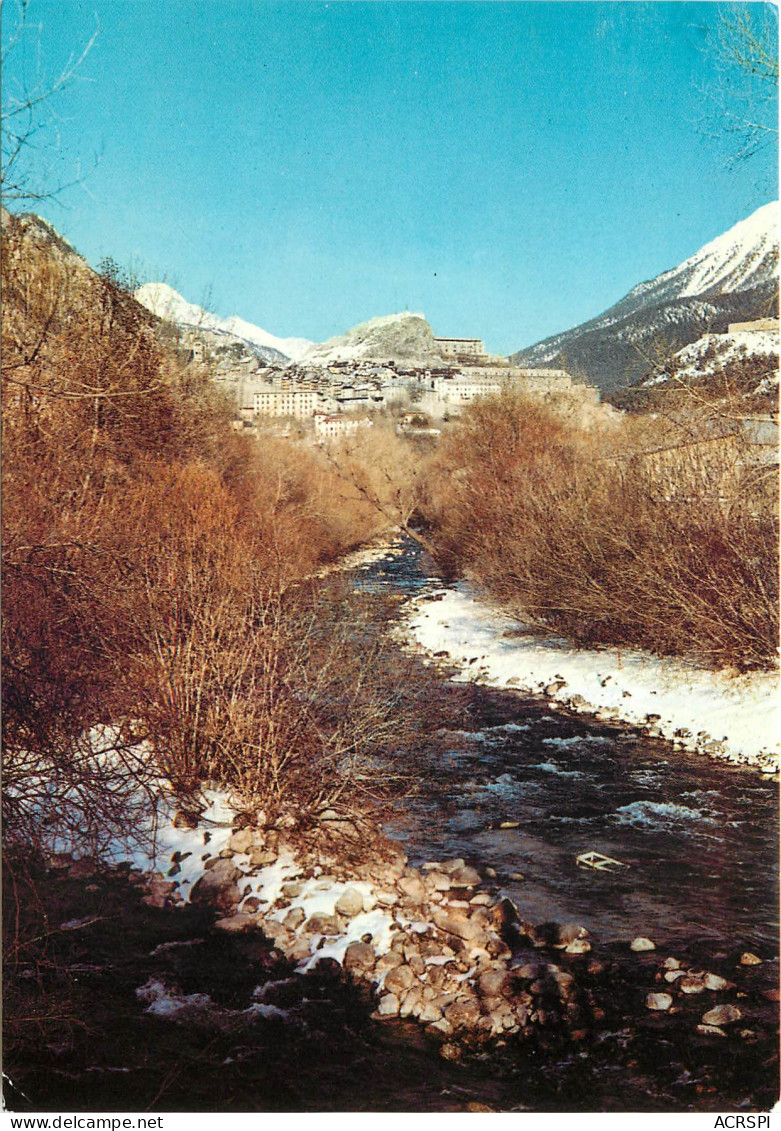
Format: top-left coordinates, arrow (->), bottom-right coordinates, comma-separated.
356,540 -> 779,955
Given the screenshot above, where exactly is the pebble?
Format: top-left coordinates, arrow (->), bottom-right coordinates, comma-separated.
343,942 -> 376,975
213,913 -> 256,933
384,964 -> 416,997
646,993 -> 673,1011
739,952 -> 762,966
678,976 -> 706,995
630,937 -> 656,952
696,1024 -> 727,1038
376,993 -> 400,1017
702,1003 -> 742,1027
335,887 -> 365,917
702,972 -> 729,991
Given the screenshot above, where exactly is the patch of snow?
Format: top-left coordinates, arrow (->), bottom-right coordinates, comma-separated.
298,908 -> 396,971
135,979 -> 213,1017
649,329 -> 780,385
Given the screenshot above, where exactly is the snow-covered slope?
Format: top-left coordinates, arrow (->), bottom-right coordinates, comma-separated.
652,329 -> 779,384
302,312 -> 446,366
624,201 -> 778,308
135,282 -> 313,362
513,203 -> 779,394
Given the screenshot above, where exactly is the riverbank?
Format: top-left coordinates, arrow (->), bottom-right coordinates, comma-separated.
403,582 -> 780,776
14,793 -> 775,1113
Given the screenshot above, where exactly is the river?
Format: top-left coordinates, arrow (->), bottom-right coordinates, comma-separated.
356,539 -> 779,956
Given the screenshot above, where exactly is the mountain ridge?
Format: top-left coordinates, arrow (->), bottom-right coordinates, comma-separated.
134,282 -> 313,364
511,202 -> 779,394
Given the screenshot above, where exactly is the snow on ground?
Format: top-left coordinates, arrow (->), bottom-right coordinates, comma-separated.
659,329 -> 779,384
124,787 -> 237,891
404,584 -> 780,773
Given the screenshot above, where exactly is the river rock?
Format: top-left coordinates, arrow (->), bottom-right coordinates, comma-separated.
552,971 -> 576,999
229,828 -> 256,854
304,913 -> 341,936
478,967 -> 509,998
427,964 -> 455,990
662,957 -> 681,970
335,887 -> 365,917
384,963 -> 417,997
343,942 -> 376,976
407,953 -> 426,976
190,859 -> 243,912
283,906 -> 306,930
374,889 -> 399,907
213,913 -> 256,933
646,992 -> 673,1011
376,993 -> 400,1017
436,858 -> 466,875
400,984 -> 423,1018
697,1023 -> 727,1037
445,997 -> 481,1030
141,874 -> 178,909
513,962 -> 543,981
450,865 -> 482,888
565,938 -> 592,955
702,1003 -> 742,1026
428,1018 -> 454,1036
432,908 -> 482,942
247,846 -> 277,867
679,976 -> 706,995
469,892 -> 492,906
262,920 -> 294,948
555,923 -> 589,946
630,937 -> 656,952
425,871 -> 452,892
490,898 -> 521,932
739,952 -> 762,966
374,952 -> 402,977
398,874 -> 426,903
664,969 -> 687,983
415,998 -> 444,1024
702,972 -> 730,991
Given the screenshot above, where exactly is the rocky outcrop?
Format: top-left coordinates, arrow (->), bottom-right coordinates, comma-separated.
302,313 -> 447,367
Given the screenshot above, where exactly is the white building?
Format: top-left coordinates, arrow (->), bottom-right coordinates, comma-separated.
253,388 -> 319,417
314,413 -> 373,440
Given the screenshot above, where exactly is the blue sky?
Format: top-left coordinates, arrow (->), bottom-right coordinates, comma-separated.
2,1 -> 777,353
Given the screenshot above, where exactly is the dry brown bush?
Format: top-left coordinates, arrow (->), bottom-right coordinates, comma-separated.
2,215 -> 415,856
423,389 -> 778,670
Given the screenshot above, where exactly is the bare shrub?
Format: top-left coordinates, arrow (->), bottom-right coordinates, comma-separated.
2,214 -> 423,859
423,389 -> 778,669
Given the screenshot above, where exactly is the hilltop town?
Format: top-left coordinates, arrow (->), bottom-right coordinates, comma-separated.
139,293 -> 601,441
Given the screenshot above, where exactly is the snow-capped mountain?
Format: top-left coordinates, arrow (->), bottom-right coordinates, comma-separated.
303,311 -> 446,366
135,283 -> 313,363
512,202 -> 779,394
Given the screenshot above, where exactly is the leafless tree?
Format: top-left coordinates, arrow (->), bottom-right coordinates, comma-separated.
701,5 -> 778,172
1,0 -> 99,204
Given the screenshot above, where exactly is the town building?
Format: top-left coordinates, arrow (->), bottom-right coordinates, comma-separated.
253,388 -> 319,417
314,413 -> 373,441
433,337 -> 487,359
727,318 -> 779,334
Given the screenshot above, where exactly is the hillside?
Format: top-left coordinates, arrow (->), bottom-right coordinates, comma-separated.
512,203 -> 779,395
